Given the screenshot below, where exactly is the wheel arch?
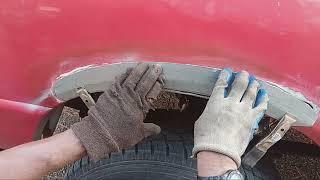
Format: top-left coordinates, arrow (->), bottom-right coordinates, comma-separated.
51,62 -> 320,144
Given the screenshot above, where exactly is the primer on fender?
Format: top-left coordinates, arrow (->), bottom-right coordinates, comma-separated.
52,62 -> 319,127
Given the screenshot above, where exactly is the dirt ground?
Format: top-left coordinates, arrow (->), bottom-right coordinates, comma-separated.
45,92 -> 320,180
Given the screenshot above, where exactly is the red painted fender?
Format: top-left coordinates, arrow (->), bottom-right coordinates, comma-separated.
0,99 -> 50,148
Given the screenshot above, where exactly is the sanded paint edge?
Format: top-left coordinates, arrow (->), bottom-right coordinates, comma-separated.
51,62 -> 319,127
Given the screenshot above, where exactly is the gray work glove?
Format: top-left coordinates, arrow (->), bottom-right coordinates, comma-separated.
71,63 -> 164,161
192,69 -> 269,167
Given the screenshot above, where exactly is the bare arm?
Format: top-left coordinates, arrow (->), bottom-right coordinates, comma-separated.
0,129 -> 86,179
197,151 -> 237,176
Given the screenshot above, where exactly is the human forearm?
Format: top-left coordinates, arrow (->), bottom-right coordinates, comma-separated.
0,129 -> 86,179
197,151 -> 237,177
45,129 -> 86,170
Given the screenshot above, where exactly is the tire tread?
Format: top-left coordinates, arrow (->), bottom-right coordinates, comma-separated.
65,130 -> 279,180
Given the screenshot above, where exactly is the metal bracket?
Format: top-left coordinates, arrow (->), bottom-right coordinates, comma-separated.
76,88 -> 96,109
243,114 -> 297,167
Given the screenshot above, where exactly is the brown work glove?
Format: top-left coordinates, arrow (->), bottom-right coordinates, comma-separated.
71,63 -> 164,161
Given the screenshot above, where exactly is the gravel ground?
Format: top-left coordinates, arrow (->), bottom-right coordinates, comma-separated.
43,108 -> 80,180
45,92 -> 320,180
270,129 -> 320,180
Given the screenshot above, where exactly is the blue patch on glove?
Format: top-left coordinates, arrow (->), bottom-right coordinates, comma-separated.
223,68 -> 235,98
221,69 -> 268,140
255,89 -> 267,108
250,89 -> 268,139
248,75 -> 256,85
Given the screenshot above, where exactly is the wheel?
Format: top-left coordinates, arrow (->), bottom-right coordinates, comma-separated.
65,130 -> 280,180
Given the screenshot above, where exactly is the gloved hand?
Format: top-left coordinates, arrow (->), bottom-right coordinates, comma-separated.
71,63 -> 164,161
192,69 -> 269,167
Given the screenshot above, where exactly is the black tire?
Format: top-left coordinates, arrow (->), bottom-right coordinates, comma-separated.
65,130 -> 280,180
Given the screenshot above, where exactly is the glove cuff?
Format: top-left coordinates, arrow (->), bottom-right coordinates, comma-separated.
71,116 -> 120,161
192,144 -> 241,168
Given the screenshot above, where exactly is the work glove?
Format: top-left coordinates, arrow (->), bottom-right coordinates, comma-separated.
192,69 -> 269,167
71,63 -> 164,161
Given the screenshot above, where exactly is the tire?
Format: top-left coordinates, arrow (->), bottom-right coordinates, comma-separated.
65,130 -> 280,180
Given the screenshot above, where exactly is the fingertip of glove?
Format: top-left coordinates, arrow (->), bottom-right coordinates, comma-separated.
234,71 -> 250,85
248,75 -> 258,87
218,68 -> 234,85
158,73 -> 166,85
152,124 -> 162,135
223,68 -> 233,74
143,123 -> 161,137
219,68 -> 235,97
153,64 -> 163,73
221,68 -> 233,80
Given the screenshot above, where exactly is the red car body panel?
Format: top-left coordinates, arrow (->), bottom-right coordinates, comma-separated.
0,0 -> 319,148
0,99 -> 50,148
